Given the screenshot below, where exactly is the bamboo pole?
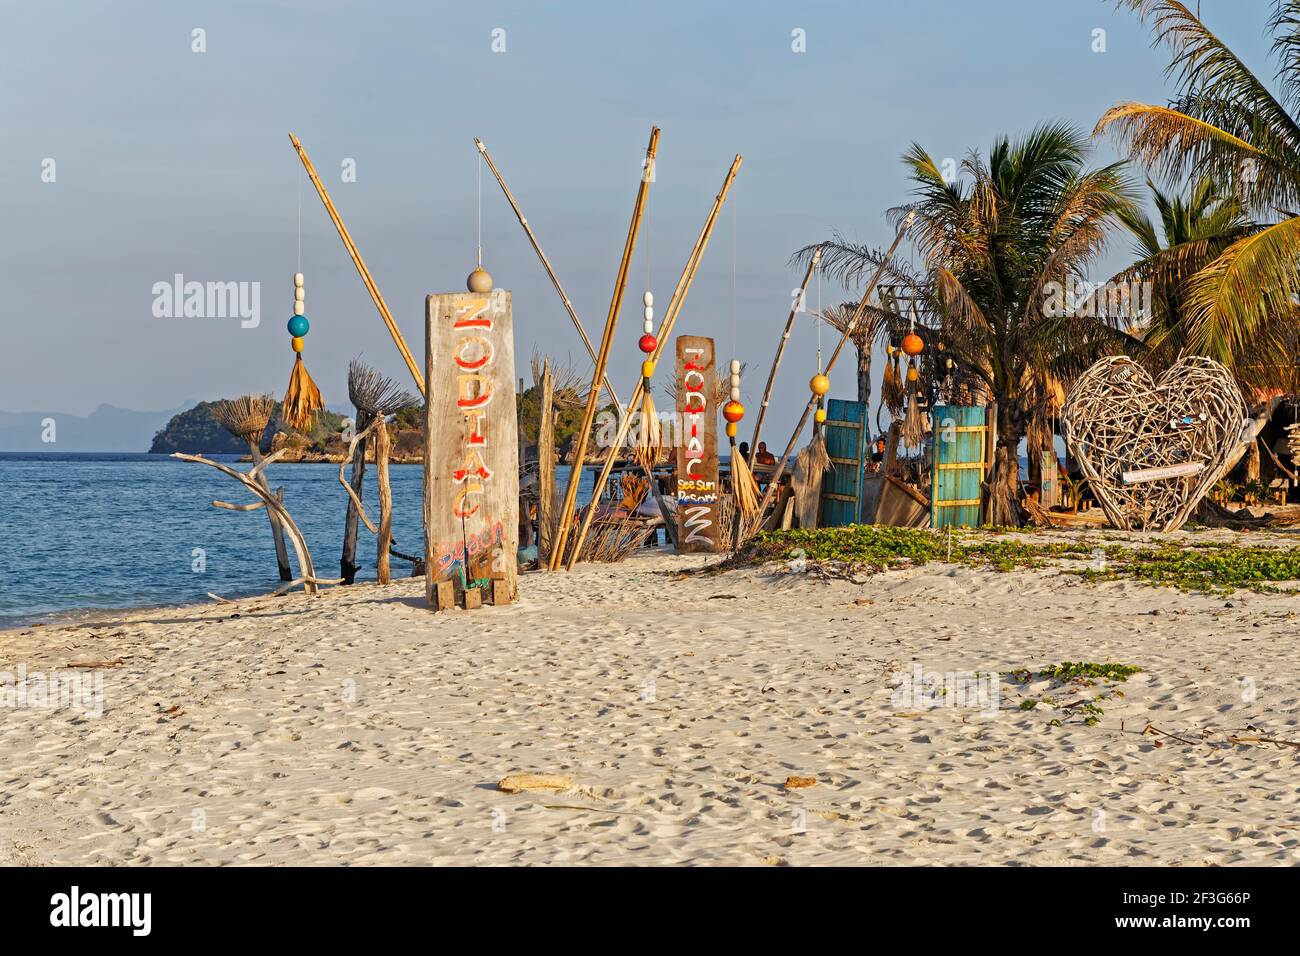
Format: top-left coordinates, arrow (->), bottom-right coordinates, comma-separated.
288,133 -> 424,393
749,212 -> 915,531
748,245 -> 821,467
564,155 -> 744,571
474,137 -> 622,409
548,127 -> 661,570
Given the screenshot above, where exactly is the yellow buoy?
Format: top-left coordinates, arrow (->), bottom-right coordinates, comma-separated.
641,359 -> 655,379
725,422 -> 738,438
291,336 -> 305,353
814,407 -> 827,424
810,373 -> 830,396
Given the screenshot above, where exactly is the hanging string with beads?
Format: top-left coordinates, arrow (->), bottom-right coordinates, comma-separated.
281,176 -> 323,432
633,144 -> 660,465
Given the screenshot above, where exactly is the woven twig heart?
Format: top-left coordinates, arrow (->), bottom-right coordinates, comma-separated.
1062,356 -> 1249,531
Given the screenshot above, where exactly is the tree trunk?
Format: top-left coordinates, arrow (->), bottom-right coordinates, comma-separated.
375,416 -> 393,585
341,410 -> 372,584
856,340 -> 871,407
986,402 -> 1024,527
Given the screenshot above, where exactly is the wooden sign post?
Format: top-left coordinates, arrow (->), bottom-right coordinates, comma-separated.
675,335 -> 721,553
424,290 -> 519,609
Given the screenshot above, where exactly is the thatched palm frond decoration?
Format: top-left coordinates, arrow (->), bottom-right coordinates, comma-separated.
531,351 -> 591,412
210,394 -> 277,445
348,359 -> 419,417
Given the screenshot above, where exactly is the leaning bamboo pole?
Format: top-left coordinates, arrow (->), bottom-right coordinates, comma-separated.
748,212 -> 915,533
548,127 -> 661,569
564,155 -> 744,570
288,133 -> 424,393
748,245 -> 822,467
474,137 -> 621,409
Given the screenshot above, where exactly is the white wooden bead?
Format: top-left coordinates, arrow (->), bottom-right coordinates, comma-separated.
643,306 -> 653,323
731,387 -> 741,401
643,291 -> 653,307
730,359 -> 740,375
294,289 -> 305,303
294,272 -> 304,287
294,302 -> 305,316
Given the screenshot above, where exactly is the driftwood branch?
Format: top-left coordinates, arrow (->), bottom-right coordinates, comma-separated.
336,416 -> 384,535
172,450 -> 329,595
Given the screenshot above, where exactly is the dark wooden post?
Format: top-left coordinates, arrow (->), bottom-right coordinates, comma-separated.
675,335 -> 721,553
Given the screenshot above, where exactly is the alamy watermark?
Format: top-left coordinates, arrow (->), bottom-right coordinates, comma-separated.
152,274 -> 260,328
891,665 -> 1000,716
1042,278 -> 1153,322
1,664 -> 104,717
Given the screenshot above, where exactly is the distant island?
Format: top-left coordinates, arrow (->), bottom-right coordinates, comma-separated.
149,384 -> 612,463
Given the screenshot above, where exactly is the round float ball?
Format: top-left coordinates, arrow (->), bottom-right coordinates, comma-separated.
810,373 -> 830,397
906,363 -> 919,383
902,331 -> 925,356
287,314 -> 310,337
725,422 -> 738,438
641,359 -> 655,379
291,336 -> 305,353
466,267 -> 493,293
723,399 -> 745,424
815,407 -> 827,425
638,333 -> 657,354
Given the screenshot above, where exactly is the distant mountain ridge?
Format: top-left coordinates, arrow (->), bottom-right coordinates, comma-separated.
0,402 -> 195,453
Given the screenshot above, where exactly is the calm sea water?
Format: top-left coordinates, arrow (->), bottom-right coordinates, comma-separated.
0,453 -> 595,627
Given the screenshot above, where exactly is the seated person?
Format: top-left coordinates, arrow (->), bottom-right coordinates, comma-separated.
754,441 -> 777,468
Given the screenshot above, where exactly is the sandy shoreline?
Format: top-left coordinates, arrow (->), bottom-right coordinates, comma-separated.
2,531 -> 1298,866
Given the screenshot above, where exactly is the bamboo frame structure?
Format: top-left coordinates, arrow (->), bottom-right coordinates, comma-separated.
748,212 -> 915,534
288,133 -> 424,393
173,450 -> 342,594
548,127 -> 661,569
474,137 -> 622,409
564,155 -> 744,570
748,245 -> 822,467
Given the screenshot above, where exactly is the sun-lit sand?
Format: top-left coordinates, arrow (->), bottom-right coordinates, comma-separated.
2,530 -> 1299,866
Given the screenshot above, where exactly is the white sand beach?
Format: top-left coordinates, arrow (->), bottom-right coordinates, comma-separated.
2,531 -> 1298,866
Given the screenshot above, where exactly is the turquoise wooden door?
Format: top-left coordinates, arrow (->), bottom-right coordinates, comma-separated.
930,405 -> 987,528
820,399 -> 868,526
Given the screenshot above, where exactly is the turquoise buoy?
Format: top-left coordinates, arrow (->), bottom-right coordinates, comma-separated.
287,314 -> 309,337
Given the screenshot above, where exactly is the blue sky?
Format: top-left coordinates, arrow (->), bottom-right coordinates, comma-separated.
0,0 -> 1274,446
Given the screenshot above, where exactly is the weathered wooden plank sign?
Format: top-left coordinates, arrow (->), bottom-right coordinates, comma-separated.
1121,461 -> 1205,484
675,335 -> 721,553
424,290 -> 519,606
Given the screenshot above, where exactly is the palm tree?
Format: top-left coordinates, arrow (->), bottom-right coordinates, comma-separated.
797,122 -> 1137,524
1111,174 -> 1253,371
1096,1 -> 1300,388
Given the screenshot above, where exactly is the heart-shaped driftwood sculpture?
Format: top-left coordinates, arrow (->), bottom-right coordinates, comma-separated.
1062,356 -> 1250,531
